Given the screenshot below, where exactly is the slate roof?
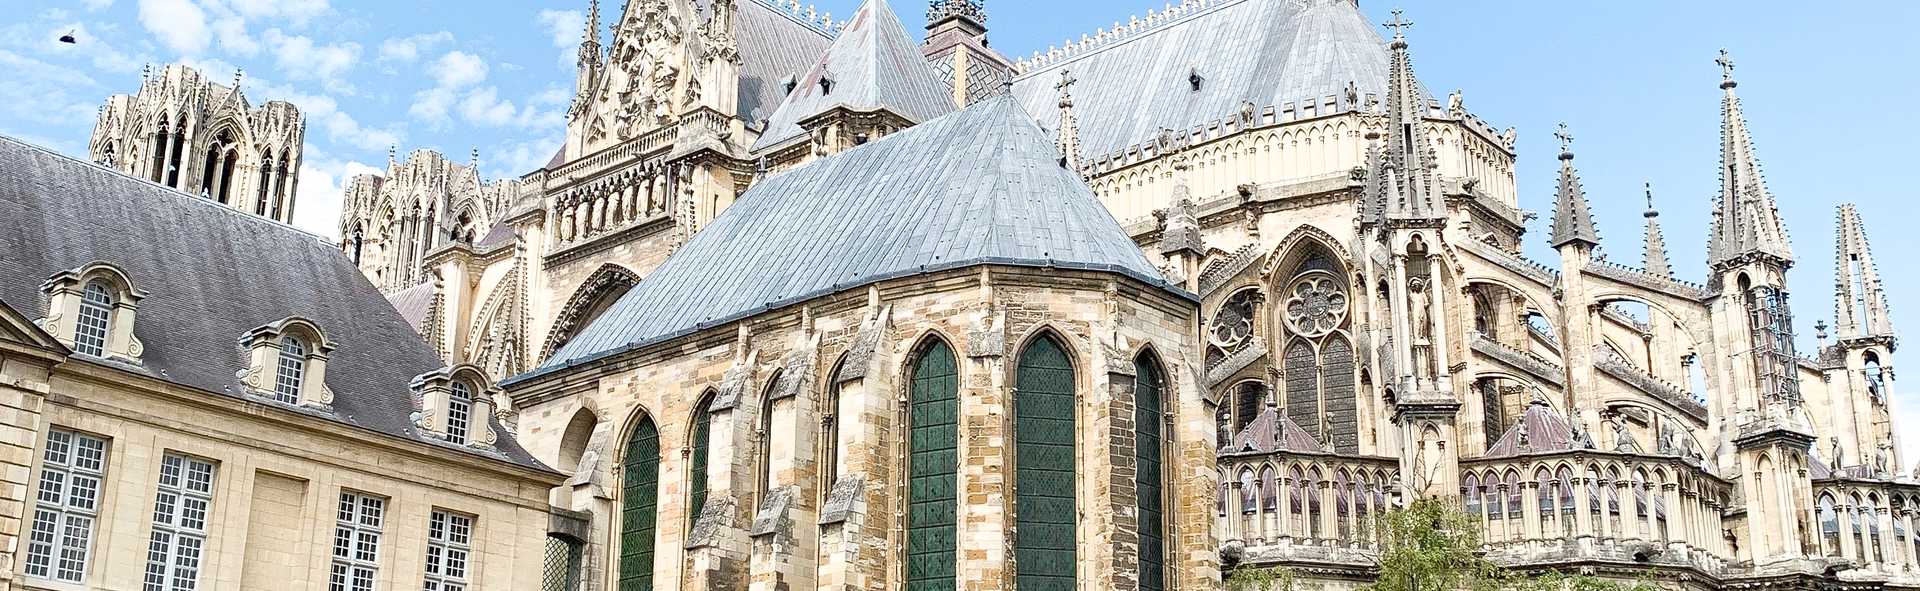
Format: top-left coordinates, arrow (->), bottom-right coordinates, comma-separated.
0,135 -> 547,471
736,0 -> 838,126
1221,405 -> 1329,455
1482,400 -> 1580,459
750,0 -> 956,152
388,282 -> 436,332
1010,0 -> 1395,159
517,95 -> 1182,383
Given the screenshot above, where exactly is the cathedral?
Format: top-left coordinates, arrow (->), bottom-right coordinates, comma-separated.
0,0 -> 1904,590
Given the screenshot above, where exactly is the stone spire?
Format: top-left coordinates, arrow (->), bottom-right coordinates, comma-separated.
1054,69 -> 1080,171
1547,123 -> 1599,250
1376,9 -> 1438,222
1159,146 -> 1205,259
1642,182 -> 1673,278
571,0 -> 604,117
1833,203 -> 1894,340
1707,49 -> 1794,270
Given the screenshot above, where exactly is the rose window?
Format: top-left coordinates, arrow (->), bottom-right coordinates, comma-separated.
1208,290 -> 1259,349
1284,276 -> 1347,337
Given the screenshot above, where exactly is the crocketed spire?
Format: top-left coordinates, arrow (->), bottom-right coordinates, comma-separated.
1055,69 -> 1081,171
1833,203 -> 1894,339
1375,9 -> 1439,222
1707,49 -> 1794,269
1547,123 -> 1599,249
1642,182 -> 1672,277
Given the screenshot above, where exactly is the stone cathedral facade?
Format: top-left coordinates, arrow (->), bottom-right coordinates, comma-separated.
87,63 -> 308,224
318,1 -> 1916,591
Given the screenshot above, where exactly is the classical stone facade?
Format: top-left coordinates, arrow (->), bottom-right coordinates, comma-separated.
0,136 -> 563,590
89,63 -> 307,224
338,1 -> 1912,590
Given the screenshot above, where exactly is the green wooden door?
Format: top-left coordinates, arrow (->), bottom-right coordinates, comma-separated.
1133,357 -> 1166,591
908,341 -> 959,591
689,398 -> 711,526
1015,336 -> 1076,591
618,417 -> 660,591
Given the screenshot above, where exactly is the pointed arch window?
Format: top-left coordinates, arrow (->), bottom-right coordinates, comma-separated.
754,371 -> 782,508
273,336 -> 307,404
818,359 -> 845,509
1133,353 -> 1168,591
1014,334 -> 1076,590
618,415 -> 660,591
74,281 -> 114,357
688,392 -> 714,531
1275,249 -> 1357,453
907,340 -> 958,591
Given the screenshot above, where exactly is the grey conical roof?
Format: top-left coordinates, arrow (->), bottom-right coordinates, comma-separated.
750,0 -> 955,151
1547,148 -> 1599,249
1707,62 -> 1793,267
522,95 -> 1180,381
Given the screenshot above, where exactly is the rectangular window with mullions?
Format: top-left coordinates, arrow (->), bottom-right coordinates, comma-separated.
331,491 -> 386,591
423,509 -> 475,591
26,428 -> 109,584
144,453 -> 217,591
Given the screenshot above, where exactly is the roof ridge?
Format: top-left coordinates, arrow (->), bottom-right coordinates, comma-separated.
748,0 -> 844,38
0,133 -> 332,244
1011,0 -> 1252,77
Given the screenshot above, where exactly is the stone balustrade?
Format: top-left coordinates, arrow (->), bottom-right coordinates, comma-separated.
1216,451 -> 1400,555
1811,479 -> 1920,574
1460,451 -> 1732,575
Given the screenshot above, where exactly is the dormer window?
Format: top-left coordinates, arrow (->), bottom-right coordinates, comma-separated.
240,317 -> 334,407
274,336 -> 309,404
74,281 -> 113,356
41,262 -> 146,362
447,380 -> 474,444
411,365 -> 499,447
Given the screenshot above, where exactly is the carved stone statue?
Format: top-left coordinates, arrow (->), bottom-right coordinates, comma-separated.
1446,89 -> 1463,115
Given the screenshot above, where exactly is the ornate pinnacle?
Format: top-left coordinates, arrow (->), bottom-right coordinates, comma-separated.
929,0 -> 985,24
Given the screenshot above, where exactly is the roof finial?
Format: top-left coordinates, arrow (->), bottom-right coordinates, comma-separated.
1716,48 -> 1737,88
1383,7 -> 1413,43
1553,121 -> 1573,159
1055,69 -> 1081,171
1548,122 -> 1600,250
1643,182 -> 1673,278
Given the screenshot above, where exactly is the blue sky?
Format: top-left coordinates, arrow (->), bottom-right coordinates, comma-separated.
2,0 -> 1914,465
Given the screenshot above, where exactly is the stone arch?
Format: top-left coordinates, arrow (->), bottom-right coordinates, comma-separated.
542,263 -> 641,359
557,406 -> 598,475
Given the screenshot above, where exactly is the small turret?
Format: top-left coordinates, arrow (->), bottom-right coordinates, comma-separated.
1642,183 -> 1672,278
1546,123 -> 1599,252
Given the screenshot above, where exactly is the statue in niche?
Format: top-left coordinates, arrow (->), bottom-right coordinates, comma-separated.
1408,276 -> 1434,377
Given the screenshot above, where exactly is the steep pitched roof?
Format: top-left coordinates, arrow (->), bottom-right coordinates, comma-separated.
750,0 -> 956,151
736,0 -> 838,125
519,95 -> 1182,382
1482,400 -> 1580,459
388,282 -> 437,332
1011,0 -> 1398,159
1221,405 -> 1329,455
0,135 -> 546,470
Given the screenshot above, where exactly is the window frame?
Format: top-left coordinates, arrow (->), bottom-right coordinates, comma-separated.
25,427 -> 111,584
330,490 -> 388,591
446,380 -> 474,445
423,509 -> 476,591
143,453 -> 218,591
74,281 -> 114,357
274,336 -> 309,404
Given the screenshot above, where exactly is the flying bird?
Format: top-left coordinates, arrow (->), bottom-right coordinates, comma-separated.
58,30 -> 76,44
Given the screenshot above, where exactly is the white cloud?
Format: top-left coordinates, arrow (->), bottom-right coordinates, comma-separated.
81,0 -> 114,11
378,31 -> 452,63
0,49 -> 103,135
451,86 -> 566,130
210,15 -> 257,56
488,134 -> 563,179
537,9 -> 583,68
291,156 -> 380,239
262,29 -> 360,87
219,0 -> 329,26
137,0 -> 209,54
409,87 -> 456,125
432,50 -> 487,88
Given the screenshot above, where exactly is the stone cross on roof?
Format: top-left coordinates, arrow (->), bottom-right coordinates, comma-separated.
1716,48 -> 1736,82
1383,8 -> 1412,39
1554,122 -> 1573,154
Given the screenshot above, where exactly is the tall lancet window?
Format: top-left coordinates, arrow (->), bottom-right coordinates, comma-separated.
1133,353 -> 1169,591
618,414 -> 660,591
906,340 -> 958,591
1277,247 -> 1358,453
687,391 -> 714,532
1014,334 -> 1076,590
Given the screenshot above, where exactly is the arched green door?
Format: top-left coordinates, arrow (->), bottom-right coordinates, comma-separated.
1015,335 -> 1075,591
908,341 -> 959,591
1134,356 -> 1166,591
618,416 -> 660,591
